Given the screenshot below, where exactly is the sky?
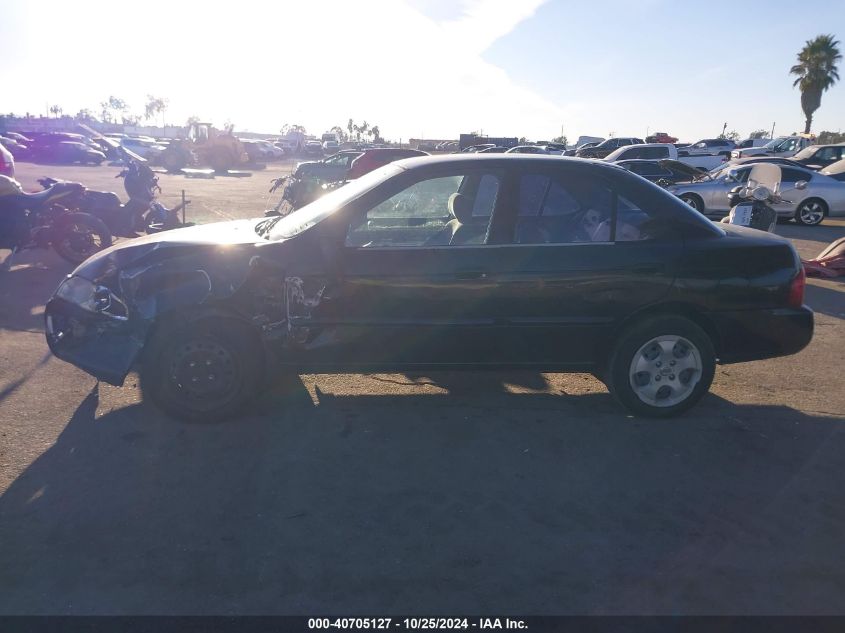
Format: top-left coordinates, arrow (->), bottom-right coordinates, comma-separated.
1,0 -> 844,143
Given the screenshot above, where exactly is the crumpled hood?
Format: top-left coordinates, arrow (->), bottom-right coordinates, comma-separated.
71,219 -> 267,282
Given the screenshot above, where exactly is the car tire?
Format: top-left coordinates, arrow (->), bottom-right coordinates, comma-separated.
606,315 -> 715,418
794,198 -> 827,226
679,193 -> 704,213
140,315 -> 266,423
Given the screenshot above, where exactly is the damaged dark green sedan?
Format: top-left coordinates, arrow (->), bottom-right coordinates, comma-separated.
46,155 -> 813,421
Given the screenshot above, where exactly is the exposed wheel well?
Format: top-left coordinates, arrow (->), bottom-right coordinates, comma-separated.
141,306 -> 268,371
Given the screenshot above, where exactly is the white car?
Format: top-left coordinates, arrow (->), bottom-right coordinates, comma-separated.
679,139 -> 735,157
120,137 -> 167,160
667,163 -> 845,225
731,135 -> 815,160
323,139 -> 340,153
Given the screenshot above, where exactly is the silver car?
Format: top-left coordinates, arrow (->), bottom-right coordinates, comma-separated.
667,163 -> 845,226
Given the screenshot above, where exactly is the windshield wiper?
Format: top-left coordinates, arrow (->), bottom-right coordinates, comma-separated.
255,216 -> 282,238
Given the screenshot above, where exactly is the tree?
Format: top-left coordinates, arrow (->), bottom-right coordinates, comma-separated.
347,118 -> 354,137
552,134 -> 568,145
49,105 -> 63,118
371,125 -> 381,142
75,109 -> 96,122
718,130 -> 741,142
144,95 -> 169,128
330,125 -> 348,142
790,34 -> 841,133
281,123 -> 307,135
186,115 -> 201,127
817,130 -> 845,144
99,96 -> 127,123
748,129 -> 770,139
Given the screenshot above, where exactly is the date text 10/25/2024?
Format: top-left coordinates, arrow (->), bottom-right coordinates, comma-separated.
308,618 -> 528,630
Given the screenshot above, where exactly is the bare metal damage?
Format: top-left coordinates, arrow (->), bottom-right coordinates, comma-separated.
45,232 -> 304,385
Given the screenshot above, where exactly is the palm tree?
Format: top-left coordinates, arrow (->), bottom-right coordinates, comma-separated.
790,34 -> 841,134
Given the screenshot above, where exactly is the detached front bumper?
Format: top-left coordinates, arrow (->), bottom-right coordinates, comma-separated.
45,297 -> 145,386
712,305 -> 814,364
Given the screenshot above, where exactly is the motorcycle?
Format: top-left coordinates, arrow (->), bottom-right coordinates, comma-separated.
720,163 -> 807,232
55,144 -> 191,235
264,174 -> 346,217
0,175 -> 112,267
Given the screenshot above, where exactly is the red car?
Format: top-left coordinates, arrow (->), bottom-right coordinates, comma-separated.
646,132 -> 679,144
347,148 -> 428,179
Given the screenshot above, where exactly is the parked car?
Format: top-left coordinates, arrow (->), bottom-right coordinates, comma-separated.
241,139 -> 273,162
4,132 -> 32,144
30,141 -> 105,165
347,148 -> 429,179
678,139 -> 736,158
735,137 -> 771,150
479,146 -> 509,153
274,139 -> 297,155
0,142 -> 14,177
788,144 -> 845,170
576,137 -> 644,158
303,140 -> 324,156
605,143 -> 727,171
0,135 -> 28,159
616,159 -> 707,185
506,145 -> 549,154
820,159 -> 845,182
45,155 -> 813,422
645,132 -> 678,144
668,163 -> 845,225
730,135 -> 815,160
322,139 -> 340,154
291,150 -> 363,181
120,137 -> 167,161
726,156 -> 808,170
462,144 -> 496,153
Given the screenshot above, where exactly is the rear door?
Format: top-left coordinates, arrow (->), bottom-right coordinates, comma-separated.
481,165 -> 681,365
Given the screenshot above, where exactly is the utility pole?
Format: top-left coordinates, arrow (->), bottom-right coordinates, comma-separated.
771,122 -> 776,138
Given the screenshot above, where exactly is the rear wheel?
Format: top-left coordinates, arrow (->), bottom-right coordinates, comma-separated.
606,316 -> 715,418
794,198 -> 826,226
679,193 -> 704,213
53,213 -> 113,264
140,316 -> 265,422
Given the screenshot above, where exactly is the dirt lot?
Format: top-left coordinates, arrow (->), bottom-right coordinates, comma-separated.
1,160 -> 844,614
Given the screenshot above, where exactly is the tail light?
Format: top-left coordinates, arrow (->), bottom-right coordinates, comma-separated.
788,265 -> 806,308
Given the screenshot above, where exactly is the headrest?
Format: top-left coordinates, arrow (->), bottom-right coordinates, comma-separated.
448,192 -> 473,223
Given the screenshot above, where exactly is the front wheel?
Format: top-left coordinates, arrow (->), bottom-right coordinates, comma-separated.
794,199 -> 826,226
53,213 -> 113,264
606,315 -> 716,418
140,316 -> 265,422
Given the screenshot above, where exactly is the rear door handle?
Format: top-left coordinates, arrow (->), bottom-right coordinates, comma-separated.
454,271 -> 488,280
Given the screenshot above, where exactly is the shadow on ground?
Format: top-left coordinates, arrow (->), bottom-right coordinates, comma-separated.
1,375 -> 843,615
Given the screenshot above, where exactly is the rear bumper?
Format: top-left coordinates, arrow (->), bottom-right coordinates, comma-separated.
711,306 -> 814,364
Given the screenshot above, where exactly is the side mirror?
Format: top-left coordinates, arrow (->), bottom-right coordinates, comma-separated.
795,180 -> 808,190
726,170 -> 739,182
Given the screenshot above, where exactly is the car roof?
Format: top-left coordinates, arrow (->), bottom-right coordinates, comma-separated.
391,153 -> 628,173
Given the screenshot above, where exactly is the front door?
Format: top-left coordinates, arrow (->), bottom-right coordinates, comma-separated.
295,165 -> 512,368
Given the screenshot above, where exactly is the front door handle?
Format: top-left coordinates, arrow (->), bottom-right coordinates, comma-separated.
454,271 -> 488,280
